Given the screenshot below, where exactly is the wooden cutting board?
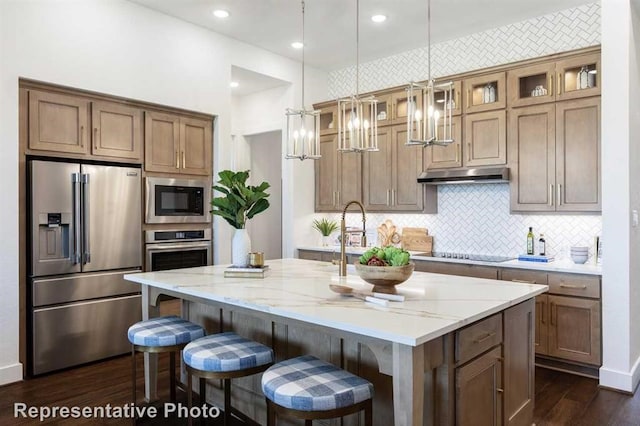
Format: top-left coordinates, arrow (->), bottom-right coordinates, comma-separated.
401,227 -> 433,253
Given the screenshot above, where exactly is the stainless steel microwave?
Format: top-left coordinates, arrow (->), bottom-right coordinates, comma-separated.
145,177 -> 211,224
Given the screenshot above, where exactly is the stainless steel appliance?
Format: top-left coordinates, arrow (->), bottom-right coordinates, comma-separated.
432,252 -> 515,262
145,228 -> 212,271
145,176 -> 211,224
28,160 -> 143,375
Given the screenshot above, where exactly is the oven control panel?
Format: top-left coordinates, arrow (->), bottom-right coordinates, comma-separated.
145,228 -> 211,244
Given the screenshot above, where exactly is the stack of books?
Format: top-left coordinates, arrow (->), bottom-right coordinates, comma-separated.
517,254 -> 555,263
224,265 -> 270,278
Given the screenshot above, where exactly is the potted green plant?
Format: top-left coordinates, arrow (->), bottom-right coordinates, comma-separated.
210,170 -> 270,266
312,218 -> 339,246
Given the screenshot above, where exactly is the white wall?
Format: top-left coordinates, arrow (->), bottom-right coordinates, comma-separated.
0,0 -> 326,384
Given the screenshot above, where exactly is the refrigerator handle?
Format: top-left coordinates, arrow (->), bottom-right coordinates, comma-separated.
82,173 -> 91,264
72,173 -> 81,264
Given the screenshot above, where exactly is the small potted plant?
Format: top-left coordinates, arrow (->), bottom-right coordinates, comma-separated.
312,218 -> 339,246
210,170 -> 270,266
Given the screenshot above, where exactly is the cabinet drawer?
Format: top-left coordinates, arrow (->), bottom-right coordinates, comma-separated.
500,269 -> 548,285
548,273 -> 600,298
298,250 -> 324,261
456,313 -> 503,365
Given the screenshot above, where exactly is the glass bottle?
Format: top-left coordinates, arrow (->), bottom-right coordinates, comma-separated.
489,84 -> 496,103
539,234 -> 546,256
579,66 -> 589,90
527,227 -> 535,255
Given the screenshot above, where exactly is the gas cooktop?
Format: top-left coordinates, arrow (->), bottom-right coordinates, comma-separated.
431,252 -> 515,263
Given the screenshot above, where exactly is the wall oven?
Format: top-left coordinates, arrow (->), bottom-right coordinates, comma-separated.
145,177 -> 211,224
145,228 -> 212,272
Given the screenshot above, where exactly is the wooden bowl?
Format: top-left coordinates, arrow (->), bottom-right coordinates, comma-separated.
353,262 -> 414,294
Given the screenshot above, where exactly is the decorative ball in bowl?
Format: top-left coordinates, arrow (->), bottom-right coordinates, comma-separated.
355,246 -> 414,294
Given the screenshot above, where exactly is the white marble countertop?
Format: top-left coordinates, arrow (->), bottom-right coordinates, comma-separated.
298,245 -> 602,276
125,258 -> 547,347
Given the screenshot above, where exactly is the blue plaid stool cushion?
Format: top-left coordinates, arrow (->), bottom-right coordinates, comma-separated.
183,332 -> 274,372
128,316 -> 205,347
261,355 -> 374,411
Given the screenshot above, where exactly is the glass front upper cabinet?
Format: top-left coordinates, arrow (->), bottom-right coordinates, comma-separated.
463,72 -> 506,114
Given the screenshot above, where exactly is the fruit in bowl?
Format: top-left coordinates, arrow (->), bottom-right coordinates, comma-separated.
355,246 -> 414,293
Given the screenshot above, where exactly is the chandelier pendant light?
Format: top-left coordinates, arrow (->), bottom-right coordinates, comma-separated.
285,0 -> 321,161
337,0 -> 379,153
406,0 -> 455,147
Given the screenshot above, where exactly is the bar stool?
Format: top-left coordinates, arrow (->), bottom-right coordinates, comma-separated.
128,315 -> 205,405
261,355 -> 373,426
183,331 -> 274,426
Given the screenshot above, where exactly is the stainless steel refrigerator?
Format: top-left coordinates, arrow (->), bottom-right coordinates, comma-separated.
28,160 -> 142,375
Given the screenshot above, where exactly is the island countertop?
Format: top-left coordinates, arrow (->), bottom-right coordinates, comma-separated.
125,258 -> 547,347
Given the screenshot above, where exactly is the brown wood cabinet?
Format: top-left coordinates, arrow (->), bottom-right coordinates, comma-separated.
28,90 -> 89,155
436,80 -> 463,117
318,103 -> 338,135
463,72 -> 506,114
423,116 -> 463,169
415,261 -> 499,279
91,101 -> 142,160
363,126 -> 430,212
314,134 -> 362,212
507,53 -> 600,108
509,97 -> 600,212
389,88 -> 422,125
464,110 -> 507,167
144,111 -> 212,176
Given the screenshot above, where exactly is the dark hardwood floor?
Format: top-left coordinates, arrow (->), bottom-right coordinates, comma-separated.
1,355 -> 638,425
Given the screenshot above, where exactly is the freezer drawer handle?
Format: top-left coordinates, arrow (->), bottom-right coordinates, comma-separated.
72,173 -> 81,264
82,173 -> 91,264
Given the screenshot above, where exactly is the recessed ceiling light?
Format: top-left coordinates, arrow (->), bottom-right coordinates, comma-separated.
291,41 -> 304,49
230,81 -> 239,88
213,9 -> 230,18
371,14 -> 387,23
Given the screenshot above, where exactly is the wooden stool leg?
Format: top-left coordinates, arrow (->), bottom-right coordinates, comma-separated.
187,372 -> 193,426
131,346 -> 136,426
266,399 -> 276,426
224,378 -> 231,426
364,399 -> 372,426
199,378 -> 206,426
305,420 -> 312,426
169,351 -> 177,402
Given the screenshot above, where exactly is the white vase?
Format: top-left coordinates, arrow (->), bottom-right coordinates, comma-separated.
232,229 -> 251,267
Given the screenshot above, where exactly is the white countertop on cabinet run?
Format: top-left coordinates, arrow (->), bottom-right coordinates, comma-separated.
298,245 -> 602,276
125,258 -> 547,347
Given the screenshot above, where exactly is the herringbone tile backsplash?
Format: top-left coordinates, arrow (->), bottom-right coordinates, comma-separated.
319,2 -> 602,259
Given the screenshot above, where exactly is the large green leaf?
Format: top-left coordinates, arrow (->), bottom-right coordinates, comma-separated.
247,198 -> 270,219
210,169 -> 270,229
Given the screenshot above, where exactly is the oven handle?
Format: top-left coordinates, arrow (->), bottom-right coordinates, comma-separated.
146,242 -> 211,251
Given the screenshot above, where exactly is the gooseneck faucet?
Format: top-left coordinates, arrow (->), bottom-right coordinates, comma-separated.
340,200 -> 367,276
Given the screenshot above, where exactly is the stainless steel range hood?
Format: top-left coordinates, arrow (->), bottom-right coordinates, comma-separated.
417,167 -> 509,185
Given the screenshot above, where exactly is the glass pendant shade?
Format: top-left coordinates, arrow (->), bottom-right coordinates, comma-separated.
337,96 -> 378,152
285,107 -> 320,160
406,80 -> 455,146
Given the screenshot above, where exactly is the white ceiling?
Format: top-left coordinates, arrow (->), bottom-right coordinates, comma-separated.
130,0 -> 594,71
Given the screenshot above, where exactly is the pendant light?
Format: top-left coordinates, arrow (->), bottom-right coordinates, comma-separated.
337,0 -> 378,153
285,0 -> 321,161
406,0 -> 454,146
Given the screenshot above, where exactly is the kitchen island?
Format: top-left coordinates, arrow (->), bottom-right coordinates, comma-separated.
125,258 -> 547,426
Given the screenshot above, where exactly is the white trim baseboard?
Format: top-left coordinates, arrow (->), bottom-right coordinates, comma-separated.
0,363 -> 23,386
599,355 -> 640,393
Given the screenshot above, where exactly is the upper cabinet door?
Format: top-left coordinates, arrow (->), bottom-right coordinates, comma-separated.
369,93 -> 392,127
555,97 -> 601,212
391,125 -> 424,211
464,110 -> 506,167
390,88 -> 422,125
318,103 -> 338,135
91,101 -> 142,161
424,116 -> 463,169
435,80 -> 463,116
507,62 -> 557,108
315,134 -> 340,211
362,127 -> 393,211
556,53 -> 600,101
144,111 -> 180,173
463,71 -> 506,114
180,117 -> 212,176
28,90 -> 89,155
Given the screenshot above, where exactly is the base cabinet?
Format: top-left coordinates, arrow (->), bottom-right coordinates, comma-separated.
456,346 -> 503,426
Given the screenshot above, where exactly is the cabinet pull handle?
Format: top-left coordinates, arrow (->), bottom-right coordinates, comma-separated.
387,189 -> 390,206
557,184 -> 562,206
557,73 -> 562,95
392,189 -> 396,206
467,89 -> 471,108
93,128 -> 98,149
456,144 -> 460,163
336,191 -> 340,206
560,284 -> 587,290
176,151 -> 180,169
474,332 -> 496,344
455,90 -> 460,110
182,151 -> 186,168
541,301 -> 545,325
550,302 -> 556,325
467,142 -> 471,162
80,126 -> 84,147
549,184 -> 554,206
548,74 -> 553,96
496,388 -> 504,393
511,279 -> 536,284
